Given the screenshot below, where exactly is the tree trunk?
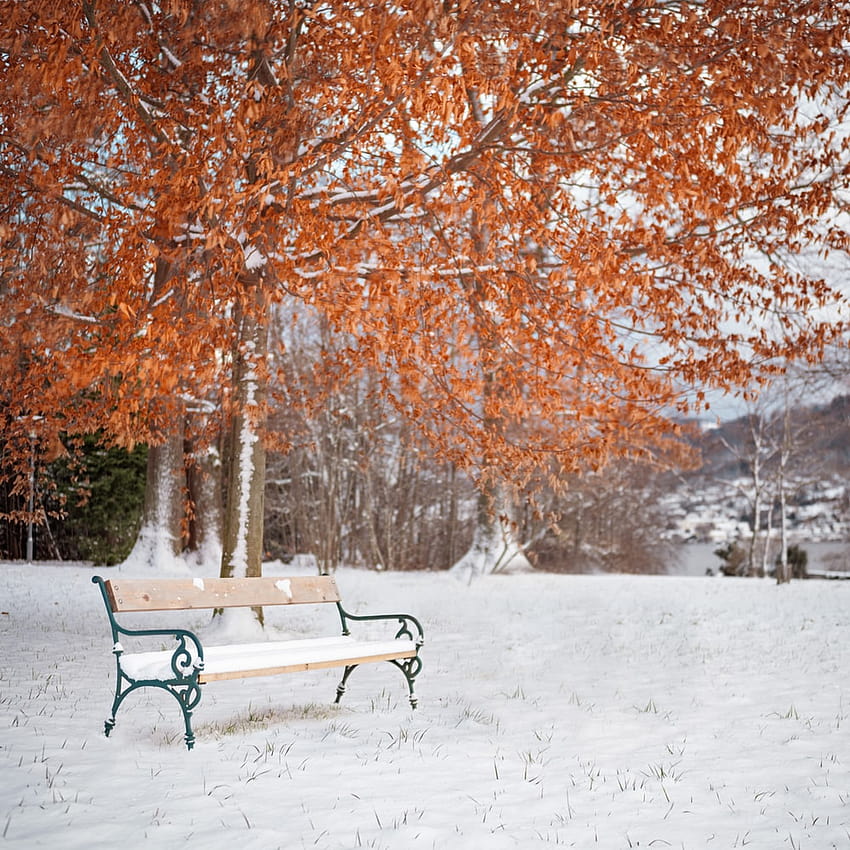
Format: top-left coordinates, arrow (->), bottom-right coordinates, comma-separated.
776,403 -> 792,584
446,463 -> 459,567
760,502 -> 773,579
219,304 -> 268,628
185,439 -> 222,571
747,484 -> 762,577
447,159 -> 532,582
450,480 -> 532,582
125,417 -> 186,570
776,482 -> 790,583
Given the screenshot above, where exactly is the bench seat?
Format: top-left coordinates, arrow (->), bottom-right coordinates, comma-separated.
120,635 -> 418,682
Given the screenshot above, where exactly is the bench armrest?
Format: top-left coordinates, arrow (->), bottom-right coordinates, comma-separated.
337,604 -> 424,647
92,575 -> 205,677
113,625 -> 205,678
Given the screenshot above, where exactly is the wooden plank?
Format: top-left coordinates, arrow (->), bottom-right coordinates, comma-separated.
105,575 -> 341,612
197,647 -> 417,683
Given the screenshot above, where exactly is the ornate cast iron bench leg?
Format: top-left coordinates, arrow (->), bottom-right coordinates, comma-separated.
334,656 -> 422,710
103,669 -> 201,750
335,665 -> 357,704
391,656 -> 422,709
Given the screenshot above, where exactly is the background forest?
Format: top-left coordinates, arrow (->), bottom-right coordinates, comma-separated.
0,345 -> 678,574
4,377 -> 850,577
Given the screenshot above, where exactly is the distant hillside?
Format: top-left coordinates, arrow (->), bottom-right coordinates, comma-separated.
661,394 -> 850,545
690,393 -> 850,481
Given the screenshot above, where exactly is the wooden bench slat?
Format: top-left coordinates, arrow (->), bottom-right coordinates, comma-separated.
199,648 -> 417,683
105,575 -> 341,611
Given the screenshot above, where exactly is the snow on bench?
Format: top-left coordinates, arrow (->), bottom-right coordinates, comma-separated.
120,636 -> 419,681
92,575 -> 424,750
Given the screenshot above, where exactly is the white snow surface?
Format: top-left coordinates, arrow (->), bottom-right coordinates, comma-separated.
3,561 -> 850,848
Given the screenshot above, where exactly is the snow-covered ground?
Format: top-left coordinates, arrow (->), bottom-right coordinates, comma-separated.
3,562 -> 850,849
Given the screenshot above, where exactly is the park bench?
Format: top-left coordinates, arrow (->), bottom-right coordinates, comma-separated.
91,574 -> 424,750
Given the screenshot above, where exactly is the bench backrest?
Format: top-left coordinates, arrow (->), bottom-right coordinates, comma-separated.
103,575 -> 341,612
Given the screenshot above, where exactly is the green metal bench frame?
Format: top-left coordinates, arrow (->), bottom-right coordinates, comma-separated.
92,574 -> 424,750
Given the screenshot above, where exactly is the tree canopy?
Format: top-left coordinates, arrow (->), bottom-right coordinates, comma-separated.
2,0 -> 848,567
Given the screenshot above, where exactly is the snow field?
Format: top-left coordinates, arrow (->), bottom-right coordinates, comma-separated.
2,564 -> 850,848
